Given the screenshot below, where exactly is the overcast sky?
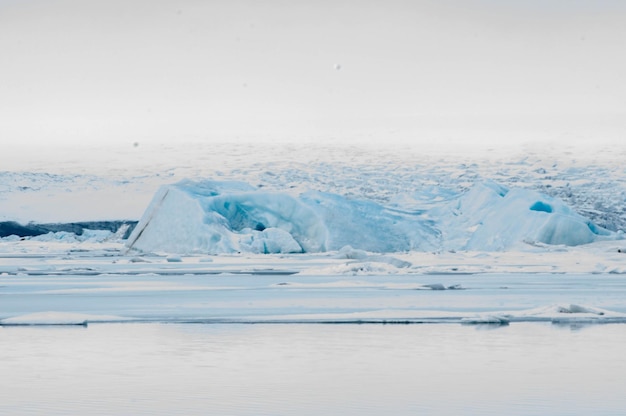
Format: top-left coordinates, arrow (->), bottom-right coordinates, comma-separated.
1,0 -> 625,147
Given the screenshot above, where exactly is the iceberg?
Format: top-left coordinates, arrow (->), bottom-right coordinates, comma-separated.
125,180 -> 326,254
126,179 -> 619,255
436,182 -> 615,250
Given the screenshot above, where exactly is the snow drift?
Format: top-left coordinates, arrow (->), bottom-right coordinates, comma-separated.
126,180 -> 619,254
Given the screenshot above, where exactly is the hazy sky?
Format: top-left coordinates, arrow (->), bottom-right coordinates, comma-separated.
1,0 -> 625,146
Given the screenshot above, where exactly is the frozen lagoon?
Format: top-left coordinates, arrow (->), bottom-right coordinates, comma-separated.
3,271 -> 626,325
2,246 -> 626,325
2,140 -> 626,414
2,251 -> 626,415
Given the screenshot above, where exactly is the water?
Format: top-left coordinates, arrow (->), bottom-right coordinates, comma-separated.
2,322 -> 626,415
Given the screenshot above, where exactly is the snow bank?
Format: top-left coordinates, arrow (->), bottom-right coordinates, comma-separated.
126,180 -> 619,254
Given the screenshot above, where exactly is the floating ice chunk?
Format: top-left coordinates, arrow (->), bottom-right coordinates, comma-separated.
126,181 -> 326,254
336,245 -> 369,260
419,283 -> 464,290
130,257 -> 150,263
423,283 -> 446,290
502,304 -> 626,323
461,315 -> 510,325
556,304 -> 604,315
367,255 -> 411,268
303,262 -> 404,276
443,183 -> 618,251
340,262 -> 401,275
336,246 -> 411,268
127,180 -> 439,254
239,227 -> 303,254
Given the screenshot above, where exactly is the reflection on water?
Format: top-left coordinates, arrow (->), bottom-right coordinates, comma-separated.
1,323 -> 626,415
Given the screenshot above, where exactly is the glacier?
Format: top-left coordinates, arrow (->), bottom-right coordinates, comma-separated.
126,179 -> 619,255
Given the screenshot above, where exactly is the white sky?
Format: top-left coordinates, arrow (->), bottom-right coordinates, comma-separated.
1,0 -> 625,147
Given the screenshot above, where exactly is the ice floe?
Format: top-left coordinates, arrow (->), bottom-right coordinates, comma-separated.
6,304 -> 621,326
0,312 -> 130,326
239,303 -> 626,325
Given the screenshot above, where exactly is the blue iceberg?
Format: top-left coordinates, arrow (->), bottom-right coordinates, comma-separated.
126,180 -> 619,254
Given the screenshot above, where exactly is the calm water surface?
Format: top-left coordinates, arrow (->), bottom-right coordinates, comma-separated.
1,323 -> 625,415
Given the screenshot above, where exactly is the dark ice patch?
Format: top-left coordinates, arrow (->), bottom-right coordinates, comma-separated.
529,201 -> 553,213
0,221 -> 138,239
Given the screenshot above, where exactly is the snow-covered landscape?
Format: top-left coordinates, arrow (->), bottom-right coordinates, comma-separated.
2,140 -> 626,415
1,139 -> 625,326
3,0 -> 626,414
